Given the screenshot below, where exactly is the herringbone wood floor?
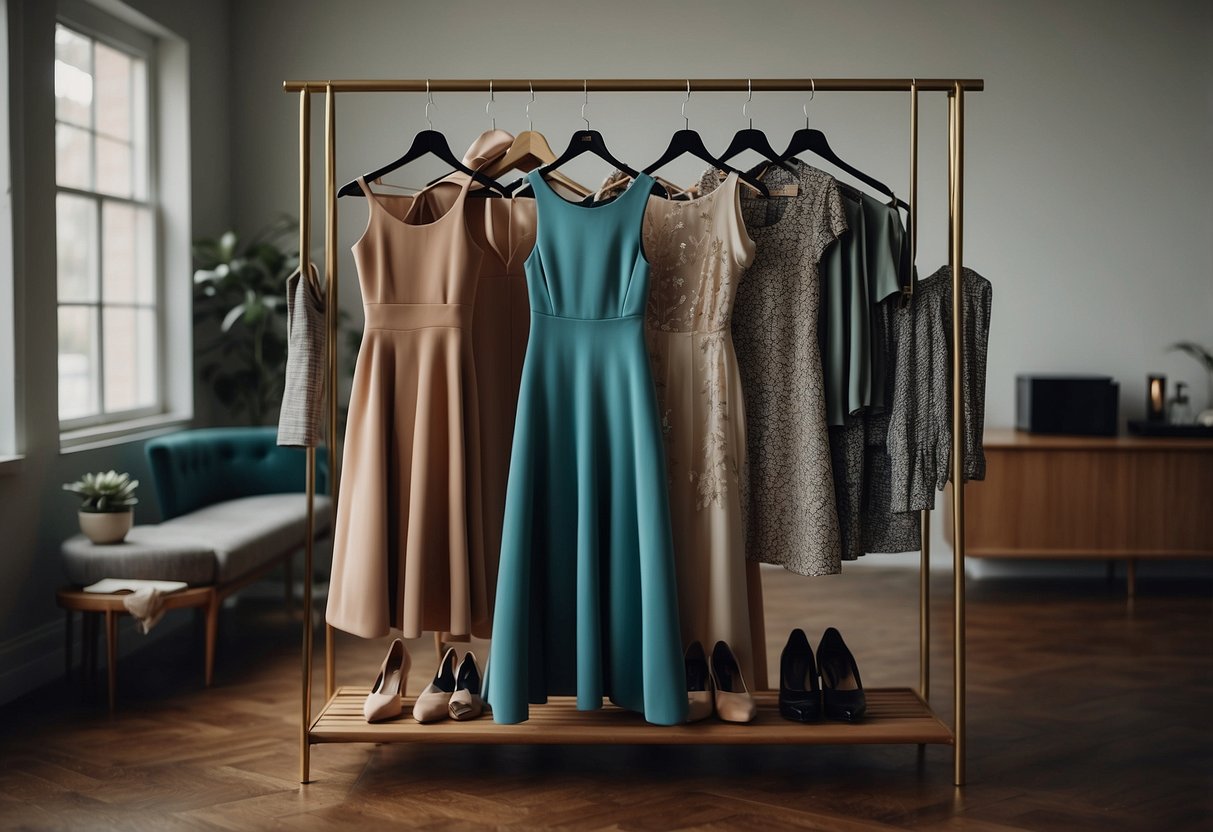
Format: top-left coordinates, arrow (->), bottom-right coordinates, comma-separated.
1,566 -> 1210,831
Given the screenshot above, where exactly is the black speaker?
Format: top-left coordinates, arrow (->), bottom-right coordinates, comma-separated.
1015,375 -> 1119,436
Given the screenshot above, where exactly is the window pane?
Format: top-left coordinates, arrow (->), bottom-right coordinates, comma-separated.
54,26 -> 92,127
57,194 -> 98,302
131,59 -> 148,199
55,123 -> 92,189
94,43 -> 132,140
102,202 -> 154,304
103,306 -> 157,411
58,305 -> 99,420
96,135 -> 132,197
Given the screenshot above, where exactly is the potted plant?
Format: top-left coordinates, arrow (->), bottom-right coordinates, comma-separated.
63,470 -> 139,544
193,219 -> 297,426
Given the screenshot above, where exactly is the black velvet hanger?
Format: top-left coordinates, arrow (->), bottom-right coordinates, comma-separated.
645,129 -> 769,198
718,126 -> 796,175
337,129 -> 505,198
782,127 -> 908,211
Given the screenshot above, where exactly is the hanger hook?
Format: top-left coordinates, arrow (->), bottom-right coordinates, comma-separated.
425,78 -> 433,130
486,80 -> 495,130
581,79 -> 590,130
743,78 -> 753,129
526,81 -> 534,131
804,78 -> 815,129
682,80 -> 691,130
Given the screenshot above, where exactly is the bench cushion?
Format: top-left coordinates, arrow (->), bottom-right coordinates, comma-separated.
63,527 -> 218,586
158,493 -> 332,582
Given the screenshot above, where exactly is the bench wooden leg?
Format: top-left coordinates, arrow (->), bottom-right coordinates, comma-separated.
204,590 -> 219,687
1127,558 -> 1137,599
64,609 -> 74,681
104,609 -> 118,714
85,613 -> 99,696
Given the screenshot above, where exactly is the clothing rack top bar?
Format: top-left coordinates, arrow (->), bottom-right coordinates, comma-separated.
282,78 -> 983,93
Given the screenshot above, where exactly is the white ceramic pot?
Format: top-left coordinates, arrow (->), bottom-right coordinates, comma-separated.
79,509 -> 133,545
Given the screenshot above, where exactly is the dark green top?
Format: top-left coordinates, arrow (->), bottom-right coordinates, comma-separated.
820,187 -> 909,426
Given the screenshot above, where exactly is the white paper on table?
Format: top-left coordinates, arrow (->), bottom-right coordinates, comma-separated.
82,578 -> 189,594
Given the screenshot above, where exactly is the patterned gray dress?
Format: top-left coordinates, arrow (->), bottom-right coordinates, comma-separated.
699,161 -> 846,577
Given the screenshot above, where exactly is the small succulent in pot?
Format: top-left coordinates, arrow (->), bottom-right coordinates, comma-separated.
64,470 -> 140,512
63,471 -> 139,544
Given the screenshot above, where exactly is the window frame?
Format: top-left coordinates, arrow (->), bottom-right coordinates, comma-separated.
54,11 -> 165,434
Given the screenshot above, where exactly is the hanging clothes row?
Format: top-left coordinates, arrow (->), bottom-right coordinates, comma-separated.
279,118 -> 993,727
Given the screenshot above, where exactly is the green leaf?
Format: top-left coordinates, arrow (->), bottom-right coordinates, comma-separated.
1168,341 -> 1213,372
220,304 -> 246,332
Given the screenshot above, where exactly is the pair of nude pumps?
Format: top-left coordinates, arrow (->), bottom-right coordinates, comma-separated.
362,640 -> 485,724
684,640 -> 758,723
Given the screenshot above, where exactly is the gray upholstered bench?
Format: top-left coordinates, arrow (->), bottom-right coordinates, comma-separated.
59,428 -> 330,704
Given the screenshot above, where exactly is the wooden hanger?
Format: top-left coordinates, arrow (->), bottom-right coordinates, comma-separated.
484,130 -> 591,197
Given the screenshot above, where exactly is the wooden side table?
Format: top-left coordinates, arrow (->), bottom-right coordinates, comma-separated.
56,585 -> 219,712
950,428 -> 1213,595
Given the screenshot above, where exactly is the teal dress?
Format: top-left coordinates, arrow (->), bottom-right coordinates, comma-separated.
486,171 -> 688,726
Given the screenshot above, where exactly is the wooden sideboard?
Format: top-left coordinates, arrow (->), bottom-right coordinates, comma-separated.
949,428 -> 1213,594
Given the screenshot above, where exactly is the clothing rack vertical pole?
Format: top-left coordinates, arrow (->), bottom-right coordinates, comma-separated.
908,80 -> 930,706
298,88 -> 314,786
324,83 -> 339,702
949,81 -> 967,788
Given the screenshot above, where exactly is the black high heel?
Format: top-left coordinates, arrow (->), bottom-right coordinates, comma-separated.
778,628 -> 821,722
817,627 -> 866,722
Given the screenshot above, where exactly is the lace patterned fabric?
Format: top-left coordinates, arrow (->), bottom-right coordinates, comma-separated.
639,172 -> 760,682
698,161 -> 847,578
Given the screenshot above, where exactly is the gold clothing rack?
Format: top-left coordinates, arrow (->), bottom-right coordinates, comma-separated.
286,77 -> 978,788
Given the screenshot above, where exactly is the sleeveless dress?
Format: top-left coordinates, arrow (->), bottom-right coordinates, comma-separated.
325,174 -> 488,640
640,172 -> 760,684
486,171 -> 688,726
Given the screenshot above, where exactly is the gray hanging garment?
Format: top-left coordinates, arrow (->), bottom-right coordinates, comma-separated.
277,262 -> 326,448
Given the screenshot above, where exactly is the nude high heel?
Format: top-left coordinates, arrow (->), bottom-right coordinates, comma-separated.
448,651 -> 484,721
413,646 -> 458,724
709,640 -> 757,723
363,638 -> 410,723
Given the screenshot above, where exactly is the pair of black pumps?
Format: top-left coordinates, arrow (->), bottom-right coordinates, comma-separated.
779,627 -> 866,723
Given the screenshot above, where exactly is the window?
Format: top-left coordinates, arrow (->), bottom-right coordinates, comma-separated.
54,21 -> 159,428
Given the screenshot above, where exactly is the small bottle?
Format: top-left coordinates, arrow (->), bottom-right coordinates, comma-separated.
1168,381 -> 1194,425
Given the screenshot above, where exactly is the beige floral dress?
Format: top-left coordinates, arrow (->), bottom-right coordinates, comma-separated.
640,171 -> 760,682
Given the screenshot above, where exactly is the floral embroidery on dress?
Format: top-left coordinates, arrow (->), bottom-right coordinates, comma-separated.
641,185 -> 745,510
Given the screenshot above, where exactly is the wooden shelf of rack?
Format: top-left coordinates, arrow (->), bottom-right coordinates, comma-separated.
310,687 -> 953,746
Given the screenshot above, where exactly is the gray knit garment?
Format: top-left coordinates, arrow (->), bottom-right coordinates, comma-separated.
887,265 -> 991,513
277,263 -> 327,448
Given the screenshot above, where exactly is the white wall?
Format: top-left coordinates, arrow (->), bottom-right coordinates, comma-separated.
0,0 -> 230,703
230,0 -> 1213,419
228,0 -> 1213,571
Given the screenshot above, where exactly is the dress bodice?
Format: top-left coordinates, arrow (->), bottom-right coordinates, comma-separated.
524,171 -> 653,320
351,176 -> 483,308
642,172 -> 755,335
